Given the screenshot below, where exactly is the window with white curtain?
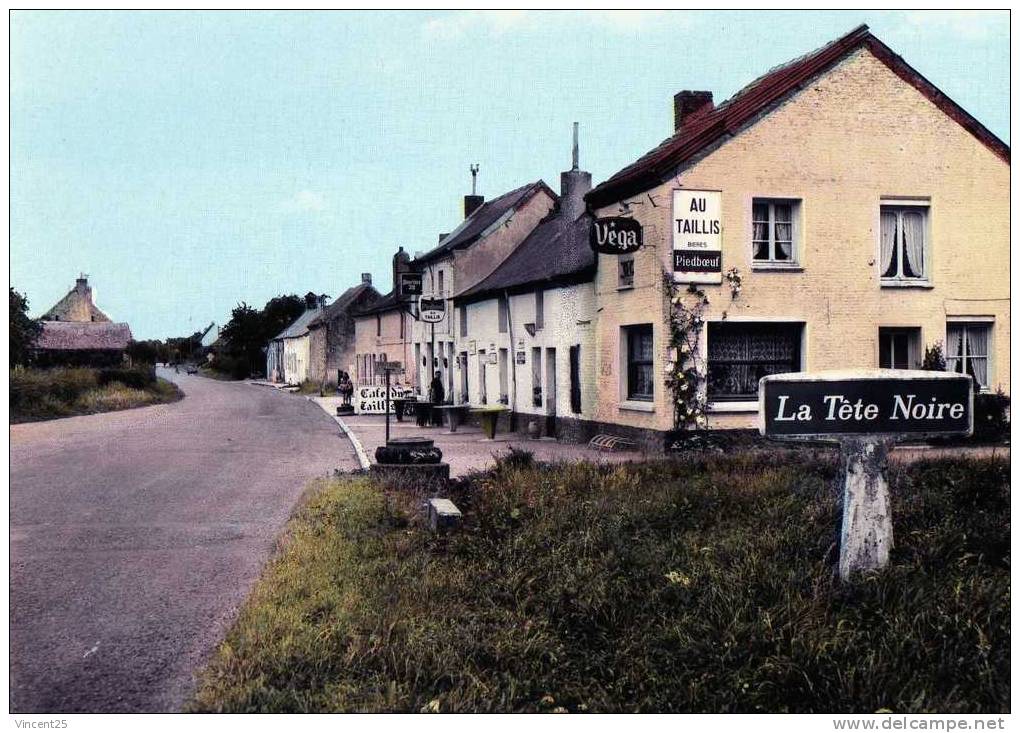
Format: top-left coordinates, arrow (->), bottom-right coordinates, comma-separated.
752,199 -> 799,264
880,204 -> 929,282
946,323 -> 991,390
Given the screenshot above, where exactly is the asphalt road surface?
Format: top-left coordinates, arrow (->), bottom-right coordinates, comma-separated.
10,370 -> 358,712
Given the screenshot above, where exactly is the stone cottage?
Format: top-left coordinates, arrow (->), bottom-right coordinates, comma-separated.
35,276 -> 133,367
268,293 -> 327,385
306,274 -> 380,387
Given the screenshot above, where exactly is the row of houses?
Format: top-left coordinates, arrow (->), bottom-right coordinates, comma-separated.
272,25 -> 1010,449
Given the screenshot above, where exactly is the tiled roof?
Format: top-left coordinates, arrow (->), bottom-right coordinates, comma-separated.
308,282 -> 379,328
586,25 -> 1009,208
36,322 -> 132,351
354,290 -> 403,316
272,307 -> 324,341
412,180 -> 557,266
455,210 -> 595,303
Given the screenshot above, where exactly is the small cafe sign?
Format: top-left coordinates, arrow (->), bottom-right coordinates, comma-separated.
673,189 -> 722,284
591,217 -> 642,255
759,369 -> 973,582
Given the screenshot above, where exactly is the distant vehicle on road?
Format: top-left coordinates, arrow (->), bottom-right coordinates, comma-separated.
186,365 -> 199,375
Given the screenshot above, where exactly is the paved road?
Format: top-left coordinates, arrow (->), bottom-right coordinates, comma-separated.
10,370 -> 358,712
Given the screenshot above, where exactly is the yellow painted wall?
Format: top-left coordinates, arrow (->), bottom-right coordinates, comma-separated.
593,48 -> 1009,432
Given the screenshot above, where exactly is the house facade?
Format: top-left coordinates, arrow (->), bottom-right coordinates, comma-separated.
269,293 -> 327,385
352,249 -> 416,389
410,181 -> 557,401
583,25 -> 1009,445
307,275 -> 379,386
453,133 -> 599,439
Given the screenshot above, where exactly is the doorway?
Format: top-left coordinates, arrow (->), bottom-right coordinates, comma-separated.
544,347 -> 557,438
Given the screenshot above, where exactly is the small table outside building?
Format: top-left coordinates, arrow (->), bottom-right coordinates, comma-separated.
393,397 -> 415,422
437,404 -> 467,433
470,405 -> 510,440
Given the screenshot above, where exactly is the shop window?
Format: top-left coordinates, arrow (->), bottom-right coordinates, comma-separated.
708,322 -> 802,400
880,203 -> 929,282
947,323 -> 991,390
624,324 -> 654,401
878,327 -> 920,370
752,199 -> 799,265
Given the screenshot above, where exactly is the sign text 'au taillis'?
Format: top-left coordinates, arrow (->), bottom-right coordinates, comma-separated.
759,371 -> 973,439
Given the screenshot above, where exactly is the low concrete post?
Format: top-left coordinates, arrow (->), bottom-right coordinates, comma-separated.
837,437 -> 894,580
427,498 -> 462,532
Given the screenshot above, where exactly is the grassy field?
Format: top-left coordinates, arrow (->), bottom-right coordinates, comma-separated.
190,453 -> 1009,714
10,366 -> 183,422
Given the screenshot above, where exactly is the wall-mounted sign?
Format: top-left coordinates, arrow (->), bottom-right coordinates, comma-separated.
468,340 -> 477,355
759,371 -> 973,440
673,189 -> 722,284
354,384 -> 414,414
487,344 -> 497,365
515,351 -> 526,365
398,272 -> 423,299
418,296 -> 446,323
591,217 -> 643,255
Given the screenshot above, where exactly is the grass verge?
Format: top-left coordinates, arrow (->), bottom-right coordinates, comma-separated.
190,454 -> 1009,713
10,366 -> 183,422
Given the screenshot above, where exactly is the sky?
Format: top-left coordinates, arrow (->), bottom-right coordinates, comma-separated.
10,10 -> 1010,340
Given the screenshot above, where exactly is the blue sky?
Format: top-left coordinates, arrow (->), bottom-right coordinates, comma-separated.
11,10 -> 1009,339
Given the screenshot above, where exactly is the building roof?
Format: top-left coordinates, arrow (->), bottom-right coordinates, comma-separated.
354,290 -> 403,317
308,282 -> 379,329
272,306 -> 324,341
455,209 -> 596,303
36,321 -> 132,351
586,24 -> 1010,208
412,180 -> 557,266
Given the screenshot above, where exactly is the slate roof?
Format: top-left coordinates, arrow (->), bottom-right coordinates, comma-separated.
586,24 -> 1010,208
354,290 -> 403,316
412,180 -> 557,266
308,282 -> 379,328
272,307 -> 325,341
455,210 -> 595,303
36,322 -> 132,351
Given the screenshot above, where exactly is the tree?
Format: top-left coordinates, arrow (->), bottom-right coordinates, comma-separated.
10,287 -> 42,367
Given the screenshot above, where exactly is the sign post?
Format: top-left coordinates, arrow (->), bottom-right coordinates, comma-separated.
759,370 -> 973,580
376,360 -> 405,443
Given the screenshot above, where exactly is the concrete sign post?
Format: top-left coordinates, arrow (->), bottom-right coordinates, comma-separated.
759,370 -> 973,581
376,360 -> 405,443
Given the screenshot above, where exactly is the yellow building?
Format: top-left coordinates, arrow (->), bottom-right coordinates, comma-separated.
584,25 -> 1009,445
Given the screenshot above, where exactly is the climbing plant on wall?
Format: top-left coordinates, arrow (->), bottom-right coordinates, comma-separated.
662,271 -> 709,431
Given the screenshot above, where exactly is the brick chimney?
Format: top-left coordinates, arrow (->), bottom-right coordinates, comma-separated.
304,292 -> 319,310
464,195 -> 484,218
361,272 -> 372,285
392,246 -> 411,291
674,91 -> 713,131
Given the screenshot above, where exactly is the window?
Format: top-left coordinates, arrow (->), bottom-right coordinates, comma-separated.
437,270 -> 445,296
569,345 -> 582,414
498,296 -> 508,334
535,289 -> 544,330
531,347 -> 542,407
752,199 -> 799,265
498,349 -> 509,403
625,324 -> 654,401
708,322 -> 802,400
880,204 -> 928,282
618,255 -> 635,288
376,314 -> 381,337
947,323 -> 991,390
459,306 -> 467,337
878,327 -> 920,369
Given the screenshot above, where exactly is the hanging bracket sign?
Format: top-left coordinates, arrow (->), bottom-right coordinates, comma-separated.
673,189 -> 722,284
591,217 -> 643,255
759,369 -> 973,582
418,296 -> 446,323
398,272 -> 423,300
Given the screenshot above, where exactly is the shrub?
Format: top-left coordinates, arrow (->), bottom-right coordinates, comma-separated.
97,365 -> 156,390
972,388 -> 1009,443
921,341 -> 947,371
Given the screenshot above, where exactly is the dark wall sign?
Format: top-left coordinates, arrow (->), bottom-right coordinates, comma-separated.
760,373 -> 973,439
399,272 -> 423,299
418,296 -> 446,323
673,250 -> 721,273
591,217 -> 642,255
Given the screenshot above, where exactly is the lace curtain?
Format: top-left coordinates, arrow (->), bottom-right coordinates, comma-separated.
901,210 -> 925,278
880,211 -> 897,277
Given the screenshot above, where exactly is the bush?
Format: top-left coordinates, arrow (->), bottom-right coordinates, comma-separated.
192,455 -> 1009,713
97,365 -> 156,390
10,367 -> 180,422
973,389 -> 1009,443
